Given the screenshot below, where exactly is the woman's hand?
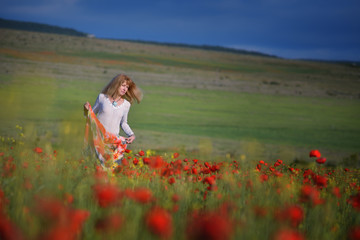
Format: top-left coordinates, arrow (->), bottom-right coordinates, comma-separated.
83,102 -> 90,116
84,102 -> 90,110
126,135 -> 136,144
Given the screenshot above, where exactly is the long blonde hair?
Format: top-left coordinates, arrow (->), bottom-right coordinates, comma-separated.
102,74 -> 142,104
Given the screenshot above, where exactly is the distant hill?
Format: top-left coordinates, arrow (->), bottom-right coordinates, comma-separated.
0,17 -> 275,58
114,39 -> 278,58
0,18 -> 87,37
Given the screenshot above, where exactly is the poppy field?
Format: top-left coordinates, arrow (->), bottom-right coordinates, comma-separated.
1,28 -> 360,240
0,126 -> 359,240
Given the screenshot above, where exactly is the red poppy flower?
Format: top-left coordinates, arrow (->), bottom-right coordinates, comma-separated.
168,177 -> 176,185
0,188 -> 9,211
0,213 -> 24,240
332,187 -> 341,198
41,209 -> 90,240
68,209 -> 91,232
273,228 -> 305,240
202,168 -> 211,174
173,152 -> 179,159
64,192 -> 74,205
274,159 -> 283,167
148,156 -> 165,169
309,149 -> 321,158
348,192 -> 360,211
203,176 -> 216,186
211,164 -> 220,172
34,197 -> 90,240
203,190 -> 208,200
260,174 -> 269,182
33,147 -> 43,154
93,183 -> 121,208
139,150 -> 145,156
299,185 -> 324,206
34,197 -> 65,220
145,207 -> 173,239
94,166 -> 108,182
253,206 -> 267,218
95,213 -> 124,233
186,210 -> 234,240
312,174 -> 328,188
256,164 -> 262,171
303,169 -> 313,180
143,157 -> 150,165
172,194 -> 180,203
348,225 -> 360,240
130,187 -> 153,204
2,157 -> 16,177
275,205 -> 304,227
316,157 -> 326,164
133,158 -> 139,165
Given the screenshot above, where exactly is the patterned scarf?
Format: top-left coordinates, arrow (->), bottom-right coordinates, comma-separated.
84,105 -> 127,169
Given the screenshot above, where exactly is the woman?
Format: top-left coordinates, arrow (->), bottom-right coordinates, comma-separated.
84,74 -> 142,169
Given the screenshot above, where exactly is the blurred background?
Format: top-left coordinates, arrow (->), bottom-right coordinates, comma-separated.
0,0 -> 359,165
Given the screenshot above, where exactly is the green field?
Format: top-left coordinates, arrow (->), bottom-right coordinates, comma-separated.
1,28 -> 360,240
0,28 -> 359,164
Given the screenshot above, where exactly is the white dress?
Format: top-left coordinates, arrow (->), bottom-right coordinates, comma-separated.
92,93 -> 134,137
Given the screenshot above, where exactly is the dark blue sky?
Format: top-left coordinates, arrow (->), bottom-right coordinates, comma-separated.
1,0 -> 360,61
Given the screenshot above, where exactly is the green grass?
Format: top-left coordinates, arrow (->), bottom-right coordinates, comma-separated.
1,74 -> 359,162
131,86 -> 360,151
61,50 -> 266,73
1,28 -> 359,162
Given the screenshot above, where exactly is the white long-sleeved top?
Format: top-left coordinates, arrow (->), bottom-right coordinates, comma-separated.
92,93 -> 134,137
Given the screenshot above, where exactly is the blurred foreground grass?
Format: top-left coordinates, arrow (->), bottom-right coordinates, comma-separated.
0,126 -> 359,240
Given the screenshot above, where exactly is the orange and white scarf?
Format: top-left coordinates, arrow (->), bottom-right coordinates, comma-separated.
84,105 -> 127,169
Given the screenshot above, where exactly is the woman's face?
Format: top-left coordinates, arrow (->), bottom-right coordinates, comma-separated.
118,81 -> 129,96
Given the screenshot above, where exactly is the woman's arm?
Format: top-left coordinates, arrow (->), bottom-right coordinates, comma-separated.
92,94 -> 101,114
120,104 -> 135,143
